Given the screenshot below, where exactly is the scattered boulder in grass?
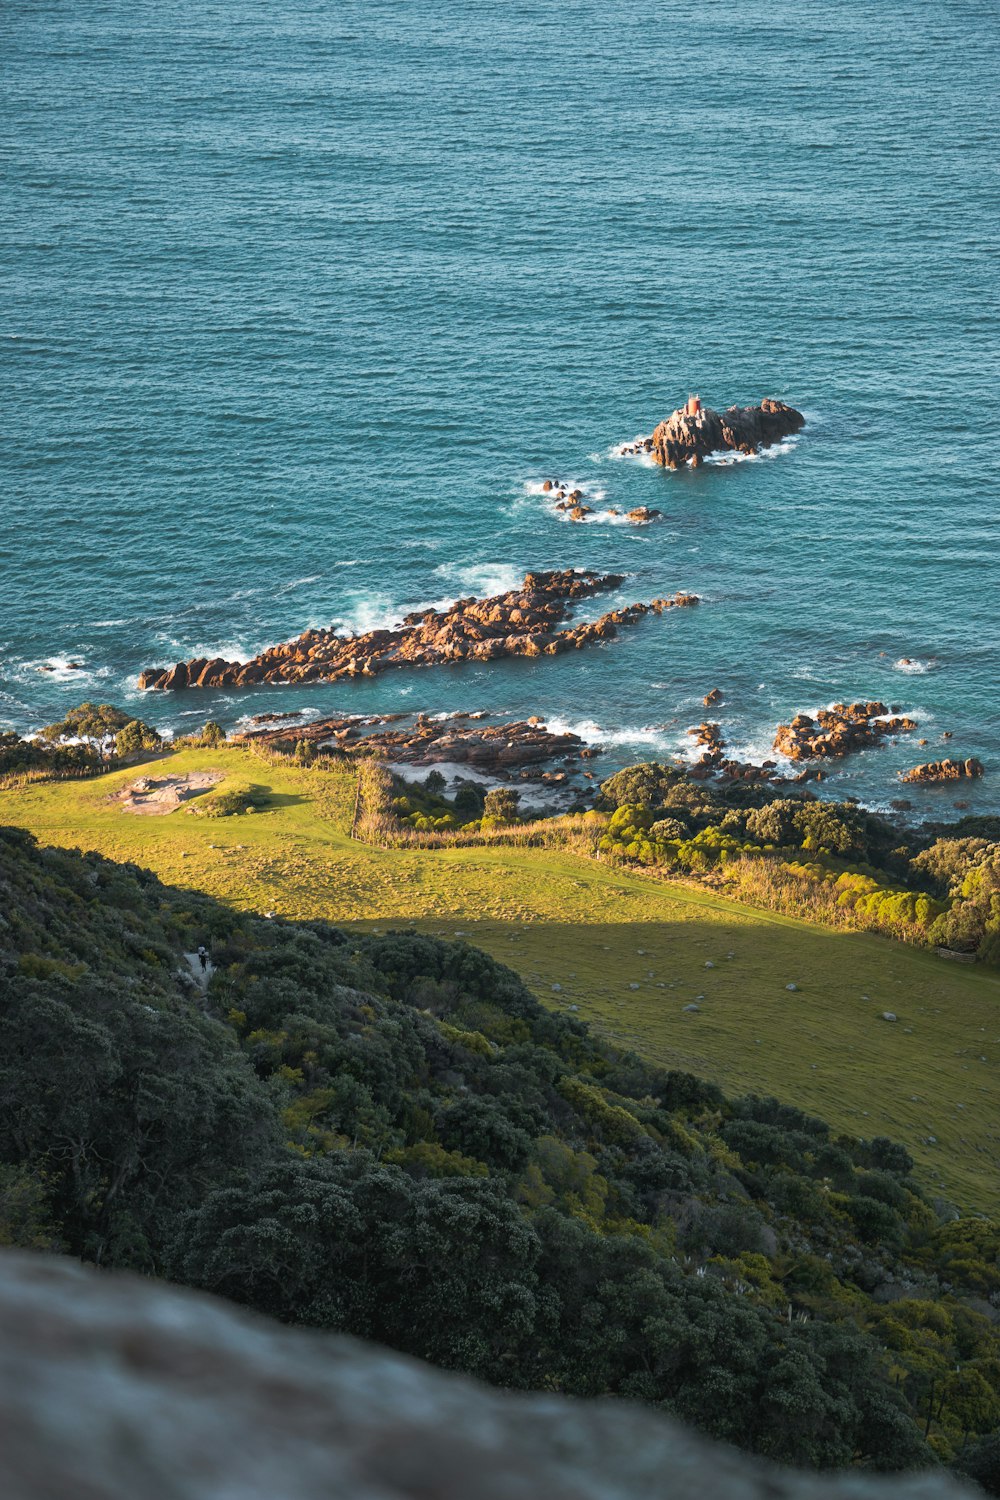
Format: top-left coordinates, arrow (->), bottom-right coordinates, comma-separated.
882,1012 -> 898,1023
786,983 -> 799,993
683,1003 -> 701,1014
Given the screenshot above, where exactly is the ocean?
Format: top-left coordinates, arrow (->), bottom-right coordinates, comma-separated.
3,0 -> 998,814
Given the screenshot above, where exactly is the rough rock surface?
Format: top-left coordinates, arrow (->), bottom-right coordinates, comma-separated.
138,571 -> 699,690
0,1253 -> 971,1500
684,722 -> 812,789
900,758 -> 984,785
621,397 -> 804,468
774,702 -> 917,761
246,710 -> 601,780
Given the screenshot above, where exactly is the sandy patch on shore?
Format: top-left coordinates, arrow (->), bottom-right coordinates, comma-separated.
114,771 -> 223,815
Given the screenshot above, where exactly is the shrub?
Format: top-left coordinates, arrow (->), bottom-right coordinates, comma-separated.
201,784 -> 270,817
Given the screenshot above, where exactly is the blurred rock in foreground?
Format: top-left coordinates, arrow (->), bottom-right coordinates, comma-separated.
0,1252 -> 971,1500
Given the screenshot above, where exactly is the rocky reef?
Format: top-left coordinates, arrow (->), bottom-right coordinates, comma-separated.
138,572 -> 700,690
686,720 -> 807,788
0,1252 -> 971,1500
901,757 -> 985,786
621,397 -> 804,468
773,702 -> 917,762
246,710 -> 602,782
542,481 -> 663,525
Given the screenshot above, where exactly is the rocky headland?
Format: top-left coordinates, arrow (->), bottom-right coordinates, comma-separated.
773,702 -> 917,762
245,710 -> 601,784
901,758 -> 985,786
138,571 -> 700,691
620,397 -> 805,468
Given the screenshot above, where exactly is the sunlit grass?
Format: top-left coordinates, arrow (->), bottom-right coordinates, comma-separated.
3,743 -> 998,1214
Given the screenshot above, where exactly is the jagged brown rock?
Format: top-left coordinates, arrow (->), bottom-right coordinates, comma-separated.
138,572 -> 701,691
621,397 -> 804,468
0,1252 -> 973,1500
900,758 -> 984,786
684,722 -> 807,788
773,702 -> 917,761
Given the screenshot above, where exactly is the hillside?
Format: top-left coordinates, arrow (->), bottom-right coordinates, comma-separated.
4,822 -> 1000,1471
2,744 -> 998,1216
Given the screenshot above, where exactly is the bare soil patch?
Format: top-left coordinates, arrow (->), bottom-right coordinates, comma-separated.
114,771 -> 223,815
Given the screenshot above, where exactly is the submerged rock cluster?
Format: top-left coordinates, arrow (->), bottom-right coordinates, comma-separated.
138,571 -> 700,691
621,397 -> 805,468
773,702 -> 917,762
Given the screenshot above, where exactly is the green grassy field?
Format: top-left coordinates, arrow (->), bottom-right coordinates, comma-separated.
4,744 -> 998,1214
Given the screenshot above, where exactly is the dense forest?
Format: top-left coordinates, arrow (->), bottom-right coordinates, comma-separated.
1,824 -> 999,1481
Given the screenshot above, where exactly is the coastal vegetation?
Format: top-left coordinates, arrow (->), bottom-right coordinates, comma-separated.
2,735 -> 999,1218
3,821 -> 1000,1475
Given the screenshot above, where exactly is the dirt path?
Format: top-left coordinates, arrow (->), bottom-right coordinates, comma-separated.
184,952 -> 215,990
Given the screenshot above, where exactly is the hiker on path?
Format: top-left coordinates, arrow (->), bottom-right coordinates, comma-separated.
198,945 -> 208,972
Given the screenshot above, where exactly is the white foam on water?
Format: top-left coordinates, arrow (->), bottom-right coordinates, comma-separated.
433,561 -> 524,598
608,437 -> 657,466
704,434 -> 801,467
609,433 -> 800,468
17,656 -> 113,686
544,716 -> 679,753
553,507 -> 635,527
893,657 -> 935,674
277,574 -> 324,592
331,595 -> 410,637
149,635 -> 254,664
723,733 -> 794,770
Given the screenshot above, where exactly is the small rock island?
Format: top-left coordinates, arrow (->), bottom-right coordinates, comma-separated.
622,395 -> 805,468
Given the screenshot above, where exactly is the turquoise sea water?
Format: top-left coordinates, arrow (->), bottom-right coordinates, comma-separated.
3,1 -> 998,813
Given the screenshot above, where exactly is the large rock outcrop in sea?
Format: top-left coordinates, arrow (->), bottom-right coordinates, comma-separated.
774,702 -> 917,761
137,570 -> 700,690
0,1251 -> 970,1500
622,397 -> 805,468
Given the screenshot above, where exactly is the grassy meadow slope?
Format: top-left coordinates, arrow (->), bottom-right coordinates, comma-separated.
3,743 -> 998,1214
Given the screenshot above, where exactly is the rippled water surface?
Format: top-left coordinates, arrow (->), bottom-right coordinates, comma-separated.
3,0 -> 998,811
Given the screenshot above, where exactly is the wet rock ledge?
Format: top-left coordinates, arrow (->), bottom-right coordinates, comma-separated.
245,710 -> 602,783
622,396 -> 804,468
138,571 -> 699,690
901,757 -> 984,786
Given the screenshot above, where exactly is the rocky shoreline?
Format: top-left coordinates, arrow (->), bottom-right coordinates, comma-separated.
138,571 -> 700,691
620,397 -> 804,468
686,720 -> 814,789
244,710 -> 601,786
